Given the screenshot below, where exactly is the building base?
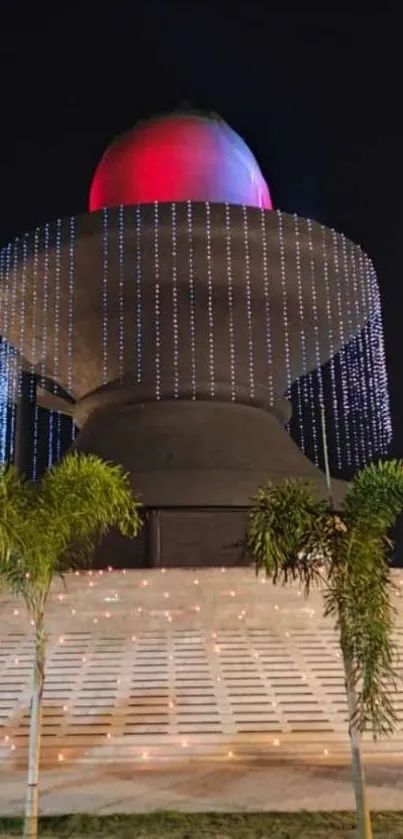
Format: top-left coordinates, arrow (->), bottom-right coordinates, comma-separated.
72,399 -> 346,568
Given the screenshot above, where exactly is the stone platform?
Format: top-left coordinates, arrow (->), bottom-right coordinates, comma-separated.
1,568 -> 403,773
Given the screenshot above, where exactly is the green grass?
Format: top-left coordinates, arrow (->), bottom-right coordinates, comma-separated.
1,812 -> 403,838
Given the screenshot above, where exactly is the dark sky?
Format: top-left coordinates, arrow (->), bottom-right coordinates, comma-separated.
0,8 -> 402,446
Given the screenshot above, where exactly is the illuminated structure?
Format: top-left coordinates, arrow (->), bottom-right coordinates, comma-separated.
0,111 -> 391,567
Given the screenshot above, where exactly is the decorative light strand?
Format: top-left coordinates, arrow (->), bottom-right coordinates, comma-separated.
307,219 -> 325,465
341,233 -> 361,466
321,227 -> 342,470
205,203 -> 215,397
372,271 -> 392,451
53,219 -> 62,464
348,242 -> 369,466
0,247 -> 7,463
118,206 -> 125,382
9,240 -> 20,462
260,210 -> 274,408
358,250 -> 378,457
31,230 -> 40,480
242,206 -> 255,399
68,218 -> 75,443
102,209 -> 108,386
154,203 -> 161,400
277,211 -> 292,397
331,229 -> 352,468
0,246 -> 12,464
293,215 -> 308,453
171,204 -> 180,397
186,202 -> 197,399
135,206 -> 142,384
225,204 -> 236,400
19,235 -> 31,468
39,224 -> 51,471
369,272 -> 390,453
18,237 -> 28,401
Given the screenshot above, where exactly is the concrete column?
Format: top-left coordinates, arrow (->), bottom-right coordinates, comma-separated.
14,371 -> 36,478
148,509 -> 162,567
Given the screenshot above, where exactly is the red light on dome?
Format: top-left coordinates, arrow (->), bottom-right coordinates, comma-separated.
89,114 -> 272,211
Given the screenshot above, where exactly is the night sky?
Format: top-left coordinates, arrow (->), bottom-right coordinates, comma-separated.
0,10 -> 401,526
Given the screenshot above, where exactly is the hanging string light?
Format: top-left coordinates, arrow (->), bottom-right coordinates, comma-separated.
205,202 -> 215,398
225,204 -> 236,401
118,206 -> 125,383
0,247 -> 8,463
135,205 -> 142,384
320,225 -> 342,470
260,209 -> 274,409
242,206 -> 255,400
102,209 -> 109,387
278,211 -> 292,433
292,215 -> 308,453
154,202 -> 162,400
348,240 -> 369,466
340,233 -> 362,466
53,219 -> 62,465
31,229 -> 40,480
331,229 -> 352,468
171,203 -> 180,398
186,201 -> 197,399
39,224 -> 51,471
67,217 -> 75,444
8,239 -> 20,463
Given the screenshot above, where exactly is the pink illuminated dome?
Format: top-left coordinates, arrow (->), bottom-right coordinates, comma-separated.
89,110 -> 272,211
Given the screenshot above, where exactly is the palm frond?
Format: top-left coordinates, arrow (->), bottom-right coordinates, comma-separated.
247,479 -> 333,593
0,454 -> 143,620
248,464 -> 403,741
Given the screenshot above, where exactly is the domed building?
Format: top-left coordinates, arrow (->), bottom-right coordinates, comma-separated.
0,110 -> 391,568
0,111 -> 399,780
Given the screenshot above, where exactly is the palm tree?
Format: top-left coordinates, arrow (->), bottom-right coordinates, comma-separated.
246,460 -> 403,839
0,453 -> 142,839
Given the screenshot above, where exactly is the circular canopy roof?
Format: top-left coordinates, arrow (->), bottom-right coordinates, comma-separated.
89,111 -> 272,211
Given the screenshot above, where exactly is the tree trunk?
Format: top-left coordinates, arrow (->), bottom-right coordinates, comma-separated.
24,616 -> 45,839
344,656 -> 373,839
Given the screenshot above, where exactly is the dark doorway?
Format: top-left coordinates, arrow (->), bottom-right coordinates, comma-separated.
91,507 -> 250,569
149,507 -> 250,568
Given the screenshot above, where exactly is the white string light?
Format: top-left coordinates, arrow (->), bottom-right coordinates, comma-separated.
242,206 -> 255,399
321,226 -> 342,470
102,209 -> 108,386
118,205 -> 125,382
331,229 -> 352,468
186,201 -> 197,398
260,209 -> 274,408
54,220 -> 62,464
171,203 -> 180,397
68,217 -> 75,443
277,212 -> 292,430
8,240 -> 19,462
348,241 -> 369,466
293,215 -> 308,453
0,247 -> 7,463
205,202 -> 215,397
154,203 -> 161,400
31,230 -> 40,480
41,224 -> 50,471
135,206 -> 142,384
341,233 -> 361,466
225,204 -> 236,400
1,245 -> 12,463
